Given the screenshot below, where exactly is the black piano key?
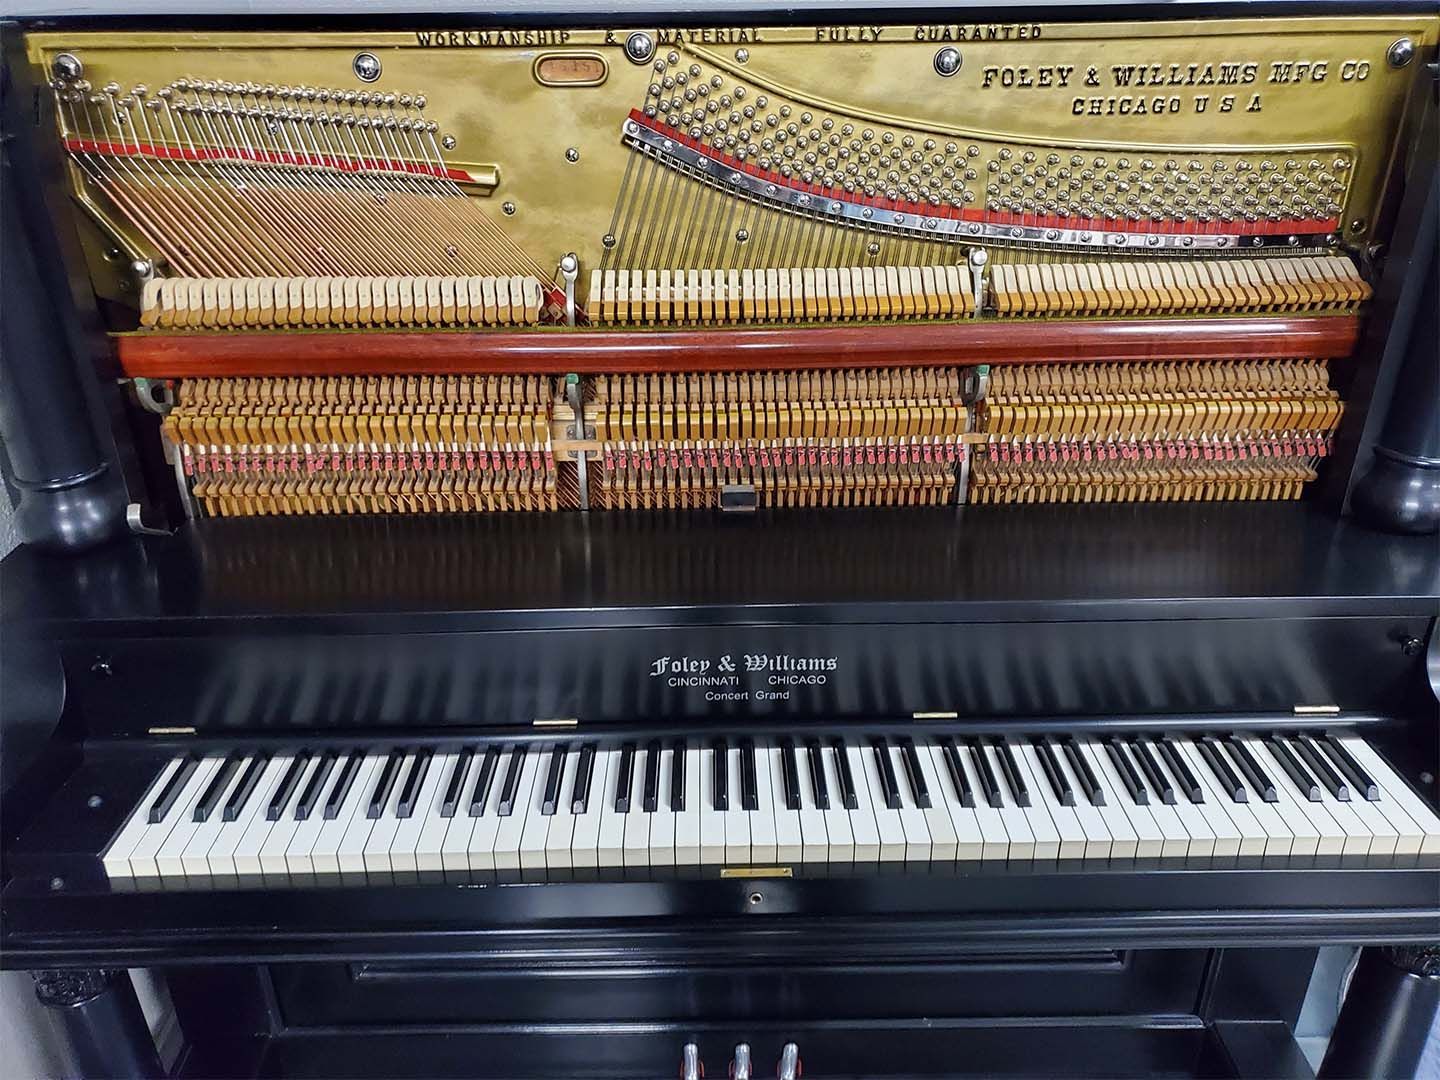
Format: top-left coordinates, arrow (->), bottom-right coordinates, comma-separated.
669,739 -> 686,812
1104,739 -> 1148,806
1032,738 -> 1074,806
966,740 -> 1002,808
899,738 -> 931,809
469,746 -> 502,816
1319,734 -> 1380,801
831,738 -> 858,810
740,739 -> 759,812
1196,737 -> 1247,803
1291,735 -> 1349,801
712,738 -> 729,811
541,744 -> 568,817
497,745 -> 528,817
1156,738 -> 1203,804
872,738 -> 903,810
779,738 -> 801,811
367,749 -> 406,819
572,743 -> 597,814
1061,738 -> 1104,806
323,751 -> 363,820
939,738 -> 974,808
807,740 -> 829,810
148,754 -> 199,824
1266,735 -> 1322,801
1221,738 -> 1277,803
295,752 -> 337,821
266,753 -> 310,822
1130,739 -> 1174,805
194,752 -> 244,822
615,742 -> 636,813
991,739 -> 1030,807
395,749 -> 432,819
440,748 -> 474,818
642,740 -> 661,813
222,754 -> 270,822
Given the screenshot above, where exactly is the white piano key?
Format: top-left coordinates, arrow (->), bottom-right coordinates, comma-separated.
843,742 -> 881,862
886,743 -> 934,862
1338,736 -> 1440,854
466,748 -> 514,871
493,748 -> 540,871
1151,769 -> 1218,860
983,743 -> 1036,861
521,748 -> 559,871
796,746 -> 829,865
1235,737 -> 1318,856
1081,740 -> 1165,859
412,753 -> 462,872
899,743 -> 950,861
1158,742 -> 1242,858
622,748 -> 652,868
1117,745 -> 1194,859
675,745 -> 702,865
1171,739 -> 1268,857
544,746 -> 582,870
206,756 -> 290,877
749,742 -> 779,864
570,749 -> 611,869
860,741 -> 906,862
174,757 -> 252,878
1043,743 -> 1113,860
818,741 -> 855,864
274,757 -> 331,876
723,746 -> 751,864
1335,771 -> 1399,856
770,746 -> 804,862
154,754 -> 233,881
1253,739 -> 1347,855
999,743 -> 1059,859
698,745 -> 727,865
647,747 -> 677,867
103,757 -> 186,878
956,744 -> 1011,861
336,758 -> 389,874
361,752 -> 417,873
139,756 -> 222,878
1016,742 -> 1087,859
597,749 -> 628,868
1054,742 -> 1136,859
439,754 -> 480,871
392,753 -> 449,873
307,754 -> 381,875
925,744 -> 985,860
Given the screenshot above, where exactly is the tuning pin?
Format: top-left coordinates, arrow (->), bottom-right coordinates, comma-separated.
777,1042 -> 800,1080
681,1041 -> 702,1080
731,1043 -> 752,1080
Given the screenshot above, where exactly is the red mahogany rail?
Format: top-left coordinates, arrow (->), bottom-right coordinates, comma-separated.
113,316 -> 1359,378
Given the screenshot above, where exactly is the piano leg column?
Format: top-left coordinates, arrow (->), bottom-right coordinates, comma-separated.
32,969 -> 164,1079
1319,945 -> 1440,1079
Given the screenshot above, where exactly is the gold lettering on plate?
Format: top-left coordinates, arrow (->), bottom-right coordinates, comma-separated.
913,24 -> 1043,42
655,28 -> 765,45
975,55 -> 1372,120
415,29 -> 574,47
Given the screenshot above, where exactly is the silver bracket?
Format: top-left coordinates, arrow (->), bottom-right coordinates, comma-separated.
126,503 -> 172,537
566,373 -> 590,510
778,1042 -> 801,1080
559,252 -> 579,327
964,364 -> 991,405
680,1043 -> 701,1080
967,247 -> 988,315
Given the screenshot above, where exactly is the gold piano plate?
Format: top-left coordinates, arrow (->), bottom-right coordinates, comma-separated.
27,14 -> 1436,313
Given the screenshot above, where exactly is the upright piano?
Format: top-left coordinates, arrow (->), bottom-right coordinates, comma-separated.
1,3 -> 1437,1077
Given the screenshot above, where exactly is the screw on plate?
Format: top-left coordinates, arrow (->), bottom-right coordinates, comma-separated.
502,201 -> 516,216
934,47 -> 963,78
352,52 -> 382,83
1387,38 -> 1415,68
52,53 -> 83,80
441,134 -> 456,150
565,147 -> 580,163
624,32 -> 655,65
1401,636 -> 1424,657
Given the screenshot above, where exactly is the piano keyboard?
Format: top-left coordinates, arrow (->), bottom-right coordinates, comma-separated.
102,731 -> 1440,883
